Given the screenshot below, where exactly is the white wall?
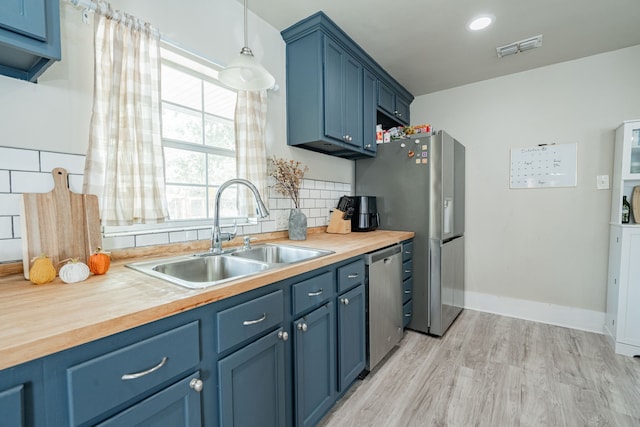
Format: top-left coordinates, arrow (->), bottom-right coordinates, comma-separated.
0,0 -> 354,183
411,45 -> 640,318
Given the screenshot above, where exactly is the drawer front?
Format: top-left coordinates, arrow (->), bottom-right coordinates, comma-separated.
337,259 -> 365,293
402,241 -> 413,262
403,300 -> 413,327
292,271 -> 334,315
0,384 -> 23,427
217,290 -> 284,354
67,321 -> 200,426
402,259 -> 413,281
402,277 -> 413,304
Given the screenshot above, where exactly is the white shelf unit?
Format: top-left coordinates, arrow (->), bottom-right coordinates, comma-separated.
606,120 -> 640,357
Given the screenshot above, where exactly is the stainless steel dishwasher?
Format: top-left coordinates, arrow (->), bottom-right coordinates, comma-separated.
364,244 -> 403,371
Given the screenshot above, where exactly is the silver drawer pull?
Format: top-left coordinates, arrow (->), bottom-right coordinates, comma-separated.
404,270 -> 412,273
308,289 -> 323,297
121,357 -> 168,380
347,274 -> 359,279
404,290 -> 412,294
404,251 -> 412,255
405,312 -> 412,317
243,313 -> 267,326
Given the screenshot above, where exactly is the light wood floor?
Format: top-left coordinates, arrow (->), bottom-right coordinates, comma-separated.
319,309 -> 640,427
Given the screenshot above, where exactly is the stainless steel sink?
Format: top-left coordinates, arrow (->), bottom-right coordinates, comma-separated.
126,244 -> 334,289
126,255 -> 269,289
230,244 -> 334,264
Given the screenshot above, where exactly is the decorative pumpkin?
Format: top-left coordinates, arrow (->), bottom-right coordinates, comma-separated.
29,254 -> 57,285
88,247 -> 111,275
59,259 -> 90,284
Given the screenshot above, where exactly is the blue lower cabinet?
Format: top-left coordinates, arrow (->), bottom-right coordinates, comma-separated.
218,329 -> 287,427
0,384 -> 24,427
294,302 -> 336,427
96,373 -> 203,427
337,284 -> 366,393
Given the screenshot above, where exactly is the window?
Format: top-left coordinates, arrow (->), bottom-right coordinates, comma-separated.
161,45 -> 240,222
103,43 -> 247,236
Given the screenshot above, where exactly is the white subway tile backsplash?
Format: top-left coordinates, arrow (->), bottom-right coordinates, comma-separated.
261,220 -> 277,233
242,224 -> 261,235
136,233 -> 170,247
0,171 -> 9,193
0,194 -> 21,216
315,181 -> 325,190
320,190 -> 332,199
0,238 -> 22,262
302,179 -> 314,189
198,228 -> 212,240
324,182 -> 335,190
309,189 -> 321,198
11,171 -> 54,193
0,217 -> 12,239
0,147 -> 39,172
299,189 -> 310,199
68,174 -> 84,193
13,216 -> 21,238
102,235 -> 135,250
169,230 -> 199,243
40,152 -> 86,175
277,198 -> 292,209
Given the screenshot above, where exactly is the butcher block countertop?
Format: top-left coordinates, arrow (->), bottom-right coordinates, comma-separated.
0,230 -> 413,371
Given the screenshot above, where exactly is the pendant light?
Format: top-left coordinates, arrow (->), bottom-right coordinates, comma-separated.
218,0 -> 275,91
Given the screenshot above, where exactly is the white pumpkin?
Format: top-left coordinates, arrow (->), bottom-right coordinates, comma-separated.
59,259 -> 91,284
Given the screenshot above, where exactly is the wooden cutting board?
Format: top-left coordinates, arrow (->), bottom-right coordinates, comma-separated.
633,186 -> 640,224
20,168 -> 102,279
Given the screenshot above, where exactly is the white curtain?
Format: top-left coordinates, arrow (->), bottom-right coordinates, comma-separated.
235,90 -> 269,214
83,5 -> 168,226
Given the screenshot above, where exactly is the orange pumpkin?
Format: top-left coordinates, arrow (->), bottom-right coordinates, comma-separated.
88,248 -> 111,275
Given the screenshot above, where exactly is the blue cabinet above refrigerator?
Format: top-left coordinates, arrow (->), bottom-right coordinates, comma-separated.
281,12 -> 413,159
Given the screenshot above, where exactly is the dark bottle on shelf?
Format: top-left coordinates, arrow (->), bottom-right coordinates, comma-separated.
622,196 -> 631,223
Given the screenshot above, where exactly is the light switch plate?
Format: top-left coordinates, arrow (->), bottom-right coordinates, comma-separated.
597,175 -> 609,190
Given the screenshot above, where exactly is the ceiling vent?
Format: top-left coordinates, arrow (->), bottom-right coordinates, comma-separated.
496,35 -> 543,58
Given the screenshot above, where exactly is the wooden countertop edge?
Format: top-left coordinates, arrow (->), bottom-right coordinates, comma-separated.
0,230 -> 414,370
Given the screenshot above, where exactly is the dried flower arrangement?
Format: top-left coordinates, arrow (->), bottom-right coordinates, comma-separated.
268,156 -> 309,209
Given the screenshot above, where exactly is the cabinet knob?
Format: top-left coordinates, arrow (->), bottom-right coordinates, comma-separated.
365,144 -> 372,149
189,378 -> 204,392
343,135 -> 353,142
297,323 -> 308,332
278,330 -> 289,341
340,298 -> 350,305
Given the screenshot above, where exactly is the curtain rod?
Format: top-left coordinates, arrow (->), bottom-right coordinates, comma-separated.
67,0 -> 162,38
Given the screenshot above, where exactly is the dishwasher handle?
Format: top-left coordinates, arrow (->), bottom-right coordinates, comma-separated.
364,244 -> 402,265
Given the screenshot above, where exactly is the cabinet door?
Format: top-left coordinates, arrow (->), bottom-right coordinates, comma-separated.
218,329 -> 287,427
343,54 -> 362,147
395,96 -> 410,125
618,230 -> 640,346
96,374 -> 202,427
0,384 -> 24,427
376,80 -> 395,116
323,38 -> 345,143
0,0 -> 46,40
337,285 -> 366,393
294,303 -> 336,427
362,69 -> 377,154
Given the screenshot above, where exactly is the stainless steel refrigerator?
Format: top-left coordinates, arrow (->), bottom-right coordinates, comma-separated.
355,130 -> 465,336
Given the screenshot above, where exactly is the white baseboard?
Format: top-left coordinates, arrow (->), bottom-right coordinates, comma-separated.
464,291 -> 606,334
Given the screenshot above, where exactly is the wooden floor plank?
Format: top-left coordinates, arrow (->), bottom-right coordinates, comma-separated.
319,310 -> 640,427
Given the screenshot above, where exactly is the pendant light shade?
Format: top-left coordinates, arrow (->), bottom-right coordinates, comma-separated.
219,0 -> 275,91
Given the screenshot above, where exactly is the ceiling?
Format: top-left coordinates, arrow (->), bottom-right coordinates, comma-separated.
246,0 -> 640,96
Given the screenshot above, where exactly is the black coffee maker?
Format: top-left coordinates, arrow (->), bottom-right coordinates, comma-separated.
351,196 -> 379,232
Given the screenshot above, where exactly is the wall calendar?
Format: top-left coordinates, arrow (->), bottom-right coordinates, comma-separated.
510,143 -> 577,189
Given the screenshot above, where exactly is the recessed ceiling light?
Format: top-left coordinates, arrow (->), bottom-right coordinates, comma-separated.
468,15 -> 494,31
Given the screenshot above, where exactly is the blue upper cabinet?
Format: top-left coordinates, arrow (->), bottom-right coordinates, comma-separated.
282,12 -> 413,159
0,0 -> 61,82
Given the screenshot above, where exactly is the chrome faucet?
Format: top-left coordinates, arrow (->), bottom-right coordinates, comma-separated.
211,178 -> 270,254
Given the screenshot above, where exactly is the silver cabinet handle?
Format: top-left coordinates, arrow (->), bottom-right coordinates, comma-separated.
340,298 -> 349,305
121,357 -> 168,380
297,323 -> 308,332
404,251 -> 412,255
405,312 -> 412,317
243,313 -> 267,326
278,331 -> 289,341
404,270 -> 412,274
347,274 -> 359,279
189,378 -> 204,392
307,289 -> 323,297
404,290 -> 412,294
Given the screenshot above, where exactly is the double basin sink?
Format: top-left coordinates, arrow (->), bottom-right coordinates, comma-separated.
126,244 -> 335,289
